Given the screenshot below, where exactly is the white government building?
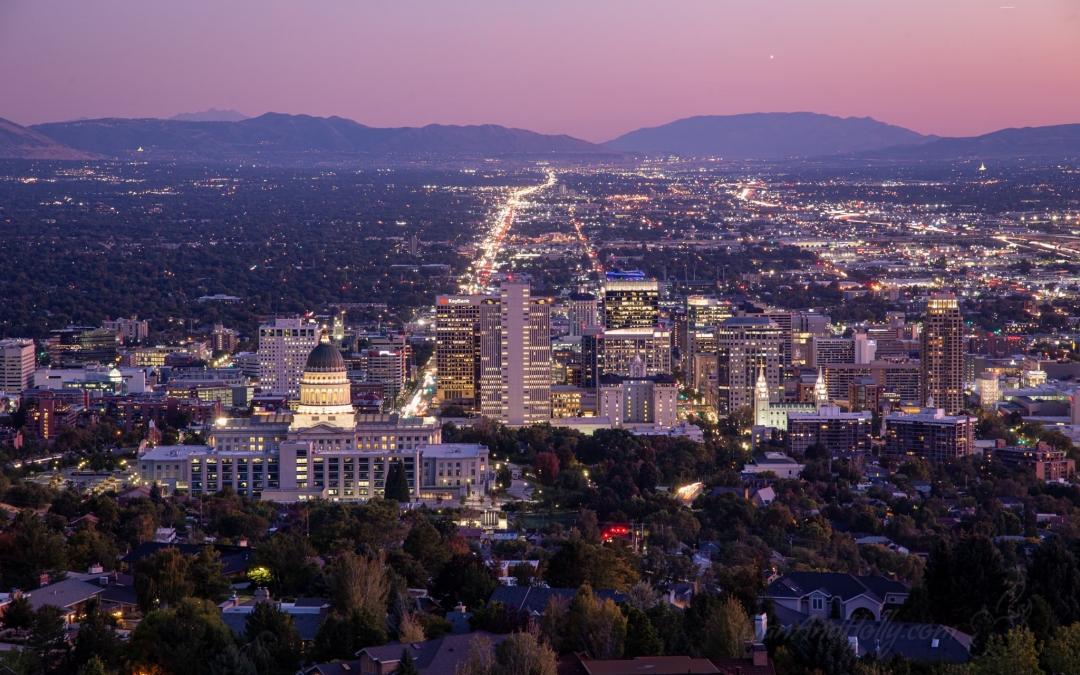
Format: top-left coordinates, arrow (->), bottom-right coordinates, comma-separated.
139,342 -> 492,502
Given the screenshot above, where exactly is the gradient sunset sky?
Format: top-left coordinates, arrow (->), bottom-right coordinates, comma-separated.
3,0 -> 1079,142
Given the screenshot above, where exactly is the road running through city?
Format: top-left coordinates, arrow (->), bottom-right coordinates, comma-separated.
401,170 -> 556,417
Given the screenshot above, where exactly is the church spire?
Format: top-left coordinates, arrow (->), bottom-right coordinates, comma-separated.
814,366 -> 829,410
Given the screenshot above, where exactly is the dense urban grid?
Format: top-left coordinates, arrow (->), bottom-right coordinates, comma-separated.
2,155 -> 1080,675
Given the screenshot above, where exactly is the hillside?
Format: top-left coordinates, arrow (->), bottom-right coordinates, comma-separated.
0,117 -> 97,160
30,113 -> 612,162
867,124 -> 1080,160
604,112 -> 932,159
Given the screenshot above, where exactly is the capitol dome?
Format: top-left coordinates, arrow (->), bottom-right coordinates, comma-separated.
305,343 -> 346,373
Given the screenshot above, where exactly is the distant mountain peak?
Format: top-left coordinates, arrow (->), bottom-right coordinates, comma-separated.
169,108 -> 249,122
604,112 -> 932,159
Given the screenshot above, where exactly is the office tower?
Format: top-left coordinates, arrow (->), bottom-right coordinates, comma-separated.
788,407 -> 873,457
102,317 -> 149,343
688,329 -> 718,391
920,294 -> 963,414
258,318 -> 320,398
567,290 -> 600,336
854,333 -> 877,364
211,324 -> 240,355
479,283 -> 551,425
602,280 -> 659,330
358,348 -> 407,405
810,338 -> 855,367
0,339 -> 35,394
883,408 -> 975,462
599,327 -> 672,377
435,295 -> 488,410
686,295 -> 732,330
822,362 -> 921,404
716,317 -> 783,415
581,327 -> 603,389
672,308 -> 688,355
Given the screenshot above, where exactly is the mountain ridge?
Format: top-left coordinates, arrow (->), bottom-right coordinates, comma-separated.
603,112 -> 934,158
27,112 -> 613,162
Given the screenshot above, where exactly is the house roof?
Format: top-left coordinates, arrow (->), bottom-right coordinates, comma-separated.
580,656 -> 719,675
121,541 -> 254,575
765,572 -> 908,604
304,661 -> 362,675
359,632 -> 509,675
25,579 -> 103,611
488,586 -> 625,615
833,620 -> 971,663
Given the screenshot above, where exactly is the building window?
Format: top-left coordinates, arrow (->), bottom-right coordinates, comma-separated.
811,596 -> 824,611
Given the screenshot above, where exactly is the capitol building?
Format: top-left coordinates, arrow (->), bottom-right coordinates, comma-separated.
139,341 -> 492,503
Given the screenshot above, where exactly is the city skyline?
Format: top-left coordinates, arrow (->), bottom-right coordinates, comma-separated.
2,0 -> 1079,141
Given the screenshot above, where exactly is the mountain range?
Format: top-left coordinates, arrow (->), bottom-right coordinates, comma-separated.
2,111 -> 1080,163
602,112 -> 934,158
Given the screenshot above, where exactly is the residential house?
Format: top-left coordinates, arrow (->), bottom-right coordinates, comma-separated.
765,572 -> 909,623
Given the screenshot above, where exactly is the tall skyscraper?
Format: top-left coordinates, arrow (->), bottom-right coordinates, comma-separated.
920,293 -> 963,414
686,295 -> 731,329
716,317 -> 783,415
567,290 -> 600,336
0,339 -> 35,394
258,318 -> 320,398
435,295 -> 488,410
602,280 -> 659,330
479,283 -> 552,425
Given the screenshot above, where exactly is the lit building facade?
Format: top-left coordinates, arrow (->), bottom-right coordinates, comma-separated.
258,318 -> 319,398
435,294 -> 488,410
479,283 -> 552,425
716,317 -> 783,415
920,294 -> 964,414
602,280 -> 659,330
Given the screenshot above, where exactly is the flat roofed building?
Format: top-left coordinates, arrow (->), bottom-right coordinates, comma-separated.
883,408 -> 976,463
788,406 -> 873,456
716,317 -> 783,415
600,327 -> 672,377
602,280 -> 659,330
258,318 -> 319,398
986,440 -> 1075,481
435,294 -> 489,409
921,294 -> 964,414
0,338 -> 35,394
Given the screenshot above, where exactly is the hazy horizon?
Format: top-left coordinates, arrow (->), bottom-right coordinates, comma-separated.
3,0 -> 1079,143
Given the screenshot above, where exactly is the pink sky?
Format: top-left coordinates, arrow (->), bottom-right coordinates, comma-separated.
2,0 -> 1079,142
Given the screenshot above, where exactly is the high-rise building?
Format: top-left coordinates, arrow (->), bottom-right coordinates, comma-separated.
598,357 -> 678,428
102,317 -> 149,343
882,407 -> 975,463
686,295 -> 731,330
920,294 -> 963,413
788,406 -> 873,457
211,324 -> 240,355
258,318 -> 320,398
854,333 -> 877,364
0,339 -> 35,394
810,338 -> 856,367
357,349 -> 407,405
479,283 -> 551,425
581,327 -> 603,389
435,295 -> 488,410
602,280 -> 659,330
823,362 -> 921,404
716,317 -> 783,415
598,327 -> 672,377
567,291 -> 600,336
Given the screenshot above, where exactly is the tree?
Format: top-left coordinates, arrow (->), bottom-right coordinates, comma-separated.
135,547 -> 193,612
328,551 -> 391,618
534,453 -> 560,487
493,630 -> 558,675
244,601 -> 303,675
1026,537 -> 1080,627
2,594 -> 34,631
970,627 -> 1042,675
397,649 -> 420,675
623,605 -> 663,657
77,657 -> 107,675
385,461 -> 411,502
566,585 -> 627,660
71,599 -> 121,673
253,532 -> 316,597
28,605 -> 69,674
1043,622 -> 1080,675
950,536 -> 1013,632
127,599 -> 240,675
311,608 -> 388,662
432,554 -> 497,610
685,594 -> 753,659
624,581 -> 658,611
397,612 -> 427,643
787,618 -> 857,675
188,545 -> 231,603
0,510 -> 67,590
